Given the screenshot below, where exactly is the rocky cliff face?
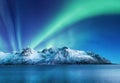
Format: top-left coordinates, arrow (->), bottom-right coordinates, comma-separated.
0,47 -> 111,65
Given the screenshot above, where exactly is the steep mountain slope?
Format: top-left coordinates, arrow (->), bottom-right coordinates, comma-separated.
0,47 -> 111,65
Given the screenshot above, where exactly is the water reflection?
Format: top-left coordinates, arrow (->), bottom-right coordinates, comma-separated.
0,65 -> 120,83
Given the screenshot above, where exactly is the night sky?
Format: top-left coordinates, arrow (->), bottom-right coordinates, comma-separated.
0,0 -> 120,63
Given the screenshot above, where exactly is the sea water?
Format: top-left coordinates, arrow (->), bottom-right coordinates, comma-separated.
0,65 -> 119,83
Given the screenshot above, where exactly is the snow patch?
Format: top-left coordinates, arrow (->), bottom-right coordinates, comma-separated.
0,47 -> 111,64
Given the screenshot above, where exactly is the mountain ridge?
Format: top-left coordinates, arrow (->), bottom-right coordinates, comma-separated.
0,47 -> 111,65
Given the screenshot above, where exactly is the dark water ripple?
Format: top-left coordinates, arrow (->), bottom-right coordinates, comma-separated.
0,65 -> 120,83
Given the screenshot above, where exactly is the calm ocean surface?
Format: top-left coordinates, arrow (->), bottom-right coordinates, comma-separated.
0,65 -> 120,83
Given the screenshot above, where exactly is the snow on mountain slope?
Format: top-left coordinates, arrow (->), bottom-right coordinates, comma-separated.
0,47 -> 111,65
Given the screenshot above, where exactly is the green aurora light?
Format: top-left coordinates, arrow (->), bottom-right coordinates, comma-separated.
15,2 -> 22,51
29,0 -> 120,48
0,1 -> 17,51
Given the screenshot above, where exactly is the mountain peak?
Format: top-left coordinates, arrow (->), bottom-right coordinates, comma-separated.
21,48 -> 35,56
0,47 -> 111,65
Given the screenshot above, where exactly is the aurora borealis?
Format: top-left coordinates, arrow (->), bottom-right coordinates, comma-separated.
0,0 -> 120,63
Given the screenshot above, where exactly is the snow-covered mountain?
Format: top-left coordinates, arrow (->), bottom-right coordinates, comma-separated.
0,47 -> 111,65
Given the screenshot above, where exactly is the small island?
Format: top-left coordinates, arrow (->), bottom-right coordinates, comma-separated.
0,47 -> 111,65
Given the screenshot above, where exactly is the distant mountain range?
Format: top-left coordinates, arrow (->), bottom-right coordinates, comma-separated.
0,47 -> 111,65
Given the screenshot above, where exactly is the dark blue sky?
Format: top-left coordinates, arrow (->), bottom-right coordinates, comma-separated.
0,0 -> 120,63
